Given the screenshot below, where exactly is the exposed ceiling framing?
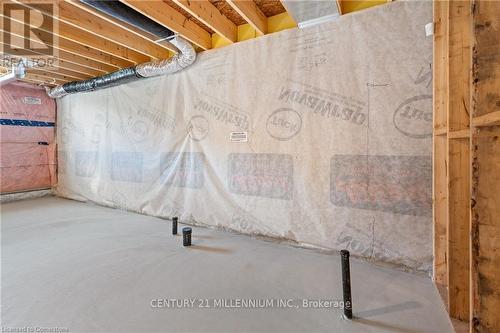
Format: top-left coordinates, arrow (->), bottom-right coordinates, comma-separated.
0,0 -> 358,87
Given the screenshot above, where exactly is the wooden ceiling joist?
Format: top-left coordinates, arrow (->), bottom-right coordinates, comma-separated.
2,0 -> 295,86
172,0 -> 237,43
0,14 -> 130,70
57,49 -> 117,73
28,70 -> 84,82
226,0 -> 268,35
58,22 -> 150,65
24,72 -> 68,85
55,59 -> 105,77
18,0 -> 172,59
47,67 -> 90,81
2,54 -> 90,80
120,0 -> 212,50
20,77 -> 57,87
56,33 -> 133,69
66,0 -> 176,53
2,46 -> 107,77
29,68 -> 83,82
3,44 -> 115,76
3,1 -> 150,65
0,26 -> 118,74
67,0 -> 176,51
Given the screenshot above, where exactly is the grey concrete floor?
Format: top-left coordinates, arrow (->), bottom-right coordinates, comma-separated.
1,197 -> 454,333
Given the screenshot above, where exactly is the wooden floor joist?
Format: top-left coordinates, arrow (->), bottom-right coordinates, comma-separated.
0,30 -> 119,74
120,0 -> 212,50
1,0 -> 297,84
20,77 -> 57,87
23,72 -> 68,85
28,68 -> 87,82
172,0 -> 238,43
1,10 -> 124,68
226,0 -> 268,35
0,21 -> 123,73
17,0 -> 172,59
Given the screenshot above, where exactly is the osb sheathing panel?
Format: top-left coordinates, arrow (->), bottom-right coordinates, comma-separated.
208,0 -> 285,26
209,0 -> 246,25
254,0 -> 286,17
164,0 -> 215,34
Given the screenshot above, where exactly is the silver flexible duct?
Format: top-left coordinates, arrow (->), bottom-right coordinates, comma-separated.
47,36 -> 196,98
136,36 -> 196,77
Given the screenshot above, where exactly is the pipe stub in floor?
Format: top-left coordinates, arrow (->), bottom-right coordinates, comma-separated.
340,249 -> 353,319
172,217 -> 178,235
182,227 -> 192,246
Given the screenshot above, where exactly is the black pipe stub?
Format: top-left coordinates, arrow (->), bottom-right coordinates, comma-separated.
172,217 -> 178,235
182,227 -> 192,247
340,249 -> 353,319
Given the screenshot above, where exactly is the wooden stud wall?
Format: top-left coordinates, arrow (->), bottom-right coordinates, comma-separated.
433,0 -> 499,331
470,1 -> 500,332
433,0 -> 449,289
447,0 -> 471,321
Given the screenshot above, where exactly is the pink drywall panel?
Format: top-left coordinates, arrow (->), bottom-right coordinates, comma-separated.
1,82 -> 56,193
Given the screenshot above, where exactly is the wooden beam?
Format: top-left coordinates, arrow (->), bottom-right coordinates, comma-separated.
28,68 -> 82,82
57,49 -> 116,73
68,0 -> 175,47
43,68 -> 89,81
0,42 -> 116,76
472,111 -> 500,127
335,0 -> 343,15
0,42 -> 114,76
434,127 -> 448,136
53,23 -> 137,68
470,1 -> 500,332
432,0 -> 449,289
57,21 -> 150,64
447,138 -> 470,321
55,59 -> 104,77
121,0 -> 212,50
6,2 -> 152,64
20,77 -> 57,86
448,1 -> 472,133
57,0 -> 171,56
446,0 -> 471,322
172,0 -> 237,43
65,0 -> 176,53
2,55 -> 91,80
1,17 -> 120,74
226,0 -> 268,35
18,0 -> 172,58
448,128 -> 470,139
0,14 -> 129,71
24,72 -> 68,85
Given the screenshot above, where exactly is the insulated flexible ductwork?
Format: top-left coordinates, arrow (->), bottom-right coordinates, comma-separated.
47,36 -> 196,98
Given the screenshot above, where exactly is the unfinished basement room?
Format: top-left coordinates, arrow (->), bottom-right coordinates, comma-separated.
1,0 -> 499,332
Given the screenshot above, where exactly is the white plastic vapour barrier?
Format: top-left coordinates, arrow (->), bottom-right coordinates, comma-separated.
56,1 -> 433,271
